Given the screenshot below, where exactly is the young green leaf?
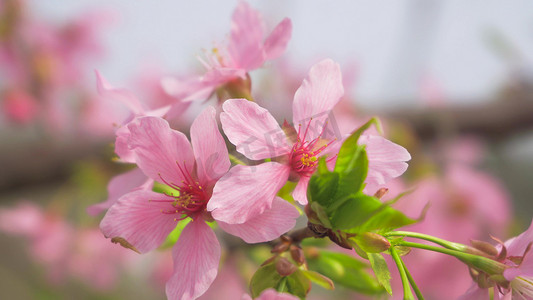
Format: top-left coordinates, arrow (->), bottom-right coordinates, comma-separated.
284,270 -> 311,299
368,253 -> 392,295
250,263 -> 282,298
308,172 -> 339,207
307,250 -> 384,295
301,270 -> 335,290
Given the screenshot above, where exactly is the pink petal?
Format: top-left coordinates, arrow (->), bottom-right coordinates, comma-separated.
208,163 -> 291,224
95,70 -> 145,115
218,197 -> 299,243
507,219 -> 533,256
292,176 -> 310,205
190,106 -> 230,187
360,134 -> 411,186
457,282 -> 489,300
221,99 -> 290,160
504,253 -> 533,281
227,1 -> 265,70
100,190 -> 178,253
292,59 -> 344,141
87,168 -> 151,216
263,18 -> 292,61
255,289 -> 299,300
166,220 -> 220,300
127,116 -> 195,185
115,125 -> 136,163
161,76 -> 216,102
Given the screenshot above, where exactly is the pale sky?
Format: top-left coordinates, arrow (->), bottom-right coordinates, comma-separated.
32,0 -> 533,109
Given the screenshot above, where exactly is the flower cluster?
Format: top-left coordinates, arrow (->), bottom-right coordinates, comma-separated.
90,2 -> 410,299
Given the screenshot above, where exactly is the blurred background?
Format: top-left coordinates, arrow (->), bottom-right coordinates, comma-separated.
1,0 -> 533,299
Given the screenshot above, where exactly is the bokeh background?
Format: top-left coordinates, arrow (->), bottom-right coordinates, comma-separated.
1,0 -> 533,299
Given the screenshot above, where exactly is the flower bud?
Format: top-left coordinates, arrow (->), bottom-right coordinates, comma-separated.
275,257 -> 297,276
373,188 -> 389,199
470,239 -> 498,257
290,245 -> 306,266
354,232 -> 391,253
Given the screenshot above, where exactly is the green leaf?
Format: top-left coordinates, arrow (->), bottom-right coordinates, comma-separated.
250,263 -> 311,299
368,253 -> 392,295
285,270 -> 311,299
334,117 -> 380,174
310,202 -> 332,228
308,172 -> 339,207
307,250 -> 384,294
250,263 -> 282,298
328,193 -> 382,230
328,192 -> 416,233
301,270 -> 335,290
335,146 -> 368,199
317,156 -> 329,175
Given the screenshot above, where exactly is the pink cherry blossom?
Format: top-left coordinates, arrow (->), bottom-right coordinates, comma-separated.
208,59 -> 410,225
162,1 -> 292,102
100,107 -> 298,300
458,220 -> 533,299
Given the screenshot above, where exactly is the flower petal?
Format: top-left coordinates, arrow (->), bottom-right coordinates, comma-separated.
457,282 -> 489,300
505,220 -> 533,258
191,106 -> 230,187
127,116 -> 195,185
221,99 -> 290,160
263,18 -> 292,61
95,70 -> 145,115
166,220 -> 220,300
208,163 -> 291,224
227,1 -> 265,70
360,134 -> 411,186
292,59 -> 344,141
87,168 -> 151,216
292,176 -> 310,205
255,289 -> 300,300
218,197 -> 299,243
100,190 -> 178,253
115,125 -> 136,163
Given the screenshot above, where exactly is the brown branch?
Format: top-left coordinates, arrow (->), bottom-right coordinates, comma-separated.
380,87 -> 533,141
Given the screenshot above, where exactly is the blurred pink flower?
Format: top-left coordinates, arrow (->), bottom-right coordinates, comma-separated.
1,88 -> 38,124
0,202 -> 135,289
100,107 -> 298,299
163,1 -> 292,102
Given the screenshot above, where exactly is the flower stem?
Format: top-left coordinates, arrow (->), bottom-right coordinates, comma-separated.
396,241 -> 506,275
384,231 -> 467,252
390,246 -> 415,300
399,257 -> 424,300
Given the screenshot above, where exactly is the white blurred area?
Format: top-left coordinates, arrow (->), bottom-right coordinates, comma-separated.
31,0 -> 533,109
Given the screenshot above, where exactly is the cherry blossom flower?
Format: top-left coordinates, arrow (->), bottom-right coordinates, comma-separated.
162,0 -> 292,102
100,107 -> 299,300
459,220 -> 533,299
207,59 -> 410,225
